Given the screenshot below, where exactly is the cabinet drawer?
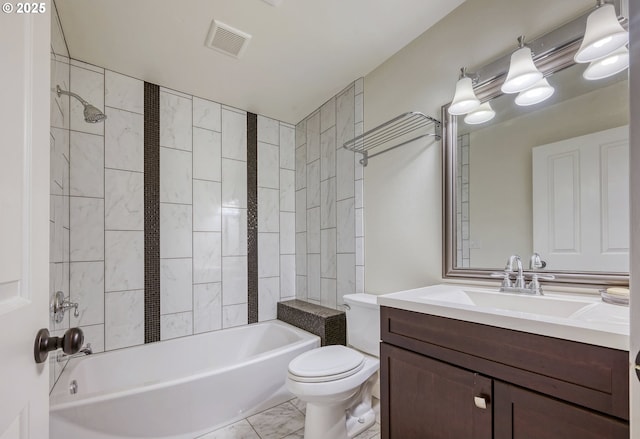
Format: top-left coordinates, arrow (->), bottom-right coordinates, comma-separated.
381,306 -> 628,420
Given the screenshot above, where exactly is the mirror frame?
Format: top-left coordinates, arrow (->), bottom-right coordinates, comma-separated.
442,39 -> 630,287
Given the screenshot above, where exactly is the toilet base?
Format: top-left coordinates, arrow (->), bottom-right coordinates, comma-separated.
302,403 -> 376,439
346,407 -> 376,438
302,375 -> 377,439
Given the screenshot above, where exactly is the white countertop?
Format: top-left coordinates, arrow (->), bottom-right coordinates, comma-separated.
377,284 -> 630,351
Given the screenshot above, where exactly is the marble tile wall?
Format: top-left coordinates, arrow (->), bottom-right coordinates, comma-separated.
68,60 -> 108,356
191,96 -> 223,334
102,70 -> 145,350
295,79 -> 365,309
49,1 -> 71,391
159,87 -> 194,340
66,60 -> 297,351
221,106 -> 249,328
257,116 -> 296,322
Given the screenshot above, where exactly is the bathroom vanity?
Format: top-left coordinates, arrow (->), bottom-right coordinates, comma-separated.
378,285 -> 630,439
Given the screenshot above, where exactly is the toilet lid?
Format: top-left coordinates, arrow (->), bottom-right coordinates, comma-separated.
288,345 -> 365,383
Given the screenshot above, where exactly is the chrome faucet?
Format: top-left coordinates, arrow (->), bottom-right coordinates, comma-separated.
57,343 -> 92,362
506,255 -> 526,289
492,254 -> 554,295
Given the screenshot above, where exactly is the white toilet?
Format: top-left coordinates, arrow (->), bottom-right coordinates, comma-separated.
286,294 -> 380,439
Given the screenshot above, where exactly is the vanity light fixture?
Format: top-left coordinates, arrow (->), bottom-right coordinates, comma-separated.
463,102 -> 496,125
448,68 -> 481,115
583,45 -> 629,80
514,77 -> 555,106
574,1 -> 628,63
501,36 -> 543,94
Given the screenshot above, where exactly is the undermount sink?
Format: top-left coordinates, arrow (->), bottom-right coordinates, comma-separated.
421,288 -> 594,319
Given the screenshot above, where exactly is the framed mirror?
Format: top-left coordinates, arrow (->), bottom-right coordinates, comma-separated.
442,17 -> 629,287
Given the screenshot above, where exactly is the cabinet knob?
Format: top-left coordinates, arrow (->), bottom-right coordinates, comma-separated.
474,395 -> 489,409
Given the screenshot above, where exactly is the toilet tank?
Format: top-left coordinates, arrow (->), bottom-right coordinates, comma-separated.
343,294 -> 380,357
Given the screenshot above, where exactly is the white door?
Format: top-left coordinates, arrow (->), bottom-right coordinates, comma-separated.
532,126 -> 629,272
0,5 -> 51,439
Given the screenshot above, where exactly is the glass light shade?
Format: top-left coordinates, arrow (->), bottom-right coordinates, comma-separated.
463,102 -> 496,125
583,46 -> 629,80
574,4 -> 628,63
514,78 -> 555,106
448,77 -> 481,115
501,46 -> 543,94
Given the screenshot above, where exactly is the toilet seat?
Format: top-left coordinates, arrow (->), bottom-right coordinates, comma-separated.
288,345 -> 365,383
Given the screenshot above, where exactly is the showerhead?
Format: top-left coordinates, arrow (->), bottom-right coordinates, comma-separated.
56,85 -> 107,124
83,104 -> 107,123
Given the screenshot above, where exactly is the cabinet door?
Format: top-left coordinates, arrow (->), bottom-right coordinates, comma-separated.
381,343 -> 492,439
494,381 -> 629,439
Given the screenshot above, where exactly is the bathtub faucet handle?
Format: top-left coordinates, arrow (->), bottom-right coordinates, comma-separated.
51,291 -> 80,322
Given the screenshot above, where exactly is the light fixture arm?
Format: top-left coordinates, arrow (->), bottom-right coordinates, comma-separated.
458,67 -> 479,84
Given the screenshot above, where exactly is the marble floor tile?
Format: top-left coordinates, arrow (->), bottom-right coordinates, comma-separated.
289,398 -> 306,415
203,398 -> 380,439
354,422 -> 381,439
198,419 -> 260,439
247,402 -> 304,439
281,429 -> 304,439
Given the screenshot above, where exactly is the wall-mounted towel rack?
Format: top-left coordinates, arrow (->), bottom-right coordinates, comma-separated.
343,112 -> 441,166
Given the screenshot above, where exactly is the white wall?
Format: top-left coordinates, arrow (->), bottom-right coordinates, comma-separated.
363,0 -> 596,293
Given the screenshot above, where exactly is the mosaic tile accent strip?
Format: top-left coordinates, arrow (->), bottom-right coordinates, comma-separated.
277,299 -> 346,346
247,113 -> 258,324
144,82 -> 161,343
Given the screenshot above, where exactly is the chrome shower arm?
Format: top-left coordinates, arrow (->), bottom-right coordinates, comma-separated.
56,85 -> 89,106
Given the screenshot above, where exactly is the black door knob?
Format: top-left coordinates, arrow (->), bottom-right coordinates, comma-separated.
34,327 -> 84,364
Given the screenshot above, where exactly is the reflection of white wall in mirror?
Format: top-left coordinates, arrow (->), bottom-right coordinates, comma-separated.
532,125 -> 629,272
467,80 -> 628,269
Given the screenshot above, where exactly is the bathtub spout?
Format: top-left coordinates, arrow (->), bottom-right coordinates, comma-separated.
57,343 -> 92,362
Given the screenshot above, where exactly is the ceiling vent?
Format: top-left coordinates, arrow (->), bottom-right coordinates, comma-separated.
205,20 -> 252,59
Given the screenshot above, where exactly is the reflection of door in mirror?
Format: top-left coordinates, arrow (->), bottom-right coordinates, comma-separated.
456,69 -> 628,272
532,126 -> 629,272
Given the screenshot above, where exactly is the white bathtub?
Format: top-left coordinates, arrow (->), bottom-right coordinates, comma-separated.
50,320 -> 320,439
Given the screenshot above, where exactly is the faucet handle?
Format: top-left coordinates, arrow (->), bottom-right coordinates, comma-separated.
491,271 -> 512,288
528,273 -> 555,295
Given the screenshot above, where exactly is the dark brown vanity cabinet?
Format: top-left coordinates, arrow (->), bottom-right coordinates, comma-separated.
380,306 -> 629,439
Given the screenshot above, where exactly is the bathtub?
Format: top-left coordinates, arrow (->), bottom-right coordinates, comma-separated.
50,320 -> 320,439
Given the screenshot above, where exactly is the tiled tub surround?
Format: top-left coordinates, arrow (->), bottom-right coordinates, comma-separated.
65,58 -> 298,353
49,2 -> 71,390
277,299 -> 346,346
50,321 -> 319,439
295,79 -> 365,309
